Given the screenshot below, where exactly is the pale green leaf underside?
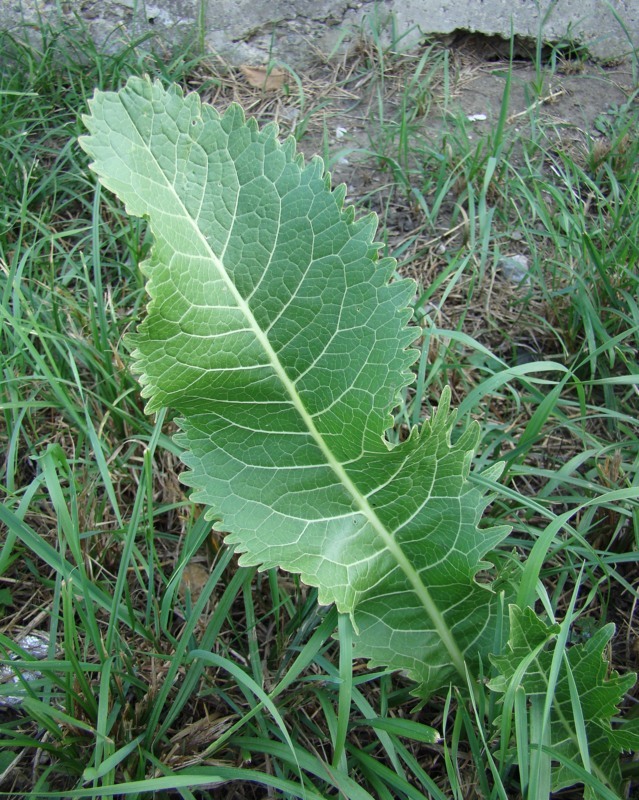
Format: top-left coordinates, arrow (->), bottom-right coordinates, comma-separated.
80,77 -> 509,695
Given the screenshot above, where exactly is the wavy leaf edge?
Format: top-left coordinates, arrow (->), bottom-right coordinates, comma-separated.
80,76 -> 510,695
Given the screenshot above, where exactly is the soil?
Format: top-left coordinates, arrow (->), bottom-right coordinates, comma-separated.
314,37 -> 637,208
201,35 -> 637,253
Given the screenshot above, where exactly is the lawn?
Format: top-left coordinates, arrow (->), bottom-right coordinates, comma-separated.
1,18 -> 638,800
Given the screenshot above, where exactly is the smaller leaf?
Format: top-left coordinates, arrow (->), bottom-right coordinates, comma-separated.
490,605 -> 637,798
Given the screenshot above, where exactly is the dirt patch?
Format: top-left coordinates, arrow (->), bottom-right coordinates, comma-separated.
197,35 -> 636,199
317,39 -> 637,202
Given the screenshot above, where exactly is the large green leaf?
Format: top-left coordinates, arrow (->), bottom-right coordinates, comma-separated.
80,76 -> 509,695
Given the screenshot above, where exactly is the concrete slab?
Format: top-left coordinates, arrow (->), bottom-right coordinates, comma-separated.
0,0 -> 200,51
204,0 -> 638,66
0,0 -> 637,66
391,0 -> 639,61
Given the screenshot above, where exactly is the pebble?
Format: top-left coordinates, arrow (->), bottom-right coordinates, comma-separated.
498,254 -> 530,284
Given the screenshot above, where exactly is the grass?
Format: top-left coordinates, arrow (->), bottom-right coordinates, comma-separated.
1,15 -> 638,800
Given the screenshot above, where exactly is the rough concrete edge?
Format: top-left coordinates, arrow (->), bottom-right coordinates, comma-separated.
0,0 -> 201,57
0,0 -> 637,68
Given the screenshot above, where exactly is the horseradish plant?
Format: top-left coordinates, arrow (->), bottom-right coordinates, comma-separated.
80,77 -> 637,795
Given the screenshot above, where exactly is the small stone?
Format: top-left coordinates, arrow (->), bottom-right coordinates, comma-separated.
0,632 -> 50,708
498,254 -> 529,284
178,561 -> 211,604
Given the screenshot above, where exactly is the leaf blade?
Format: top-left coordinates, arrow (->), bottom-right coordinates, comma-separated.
80,76 -> 509,695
